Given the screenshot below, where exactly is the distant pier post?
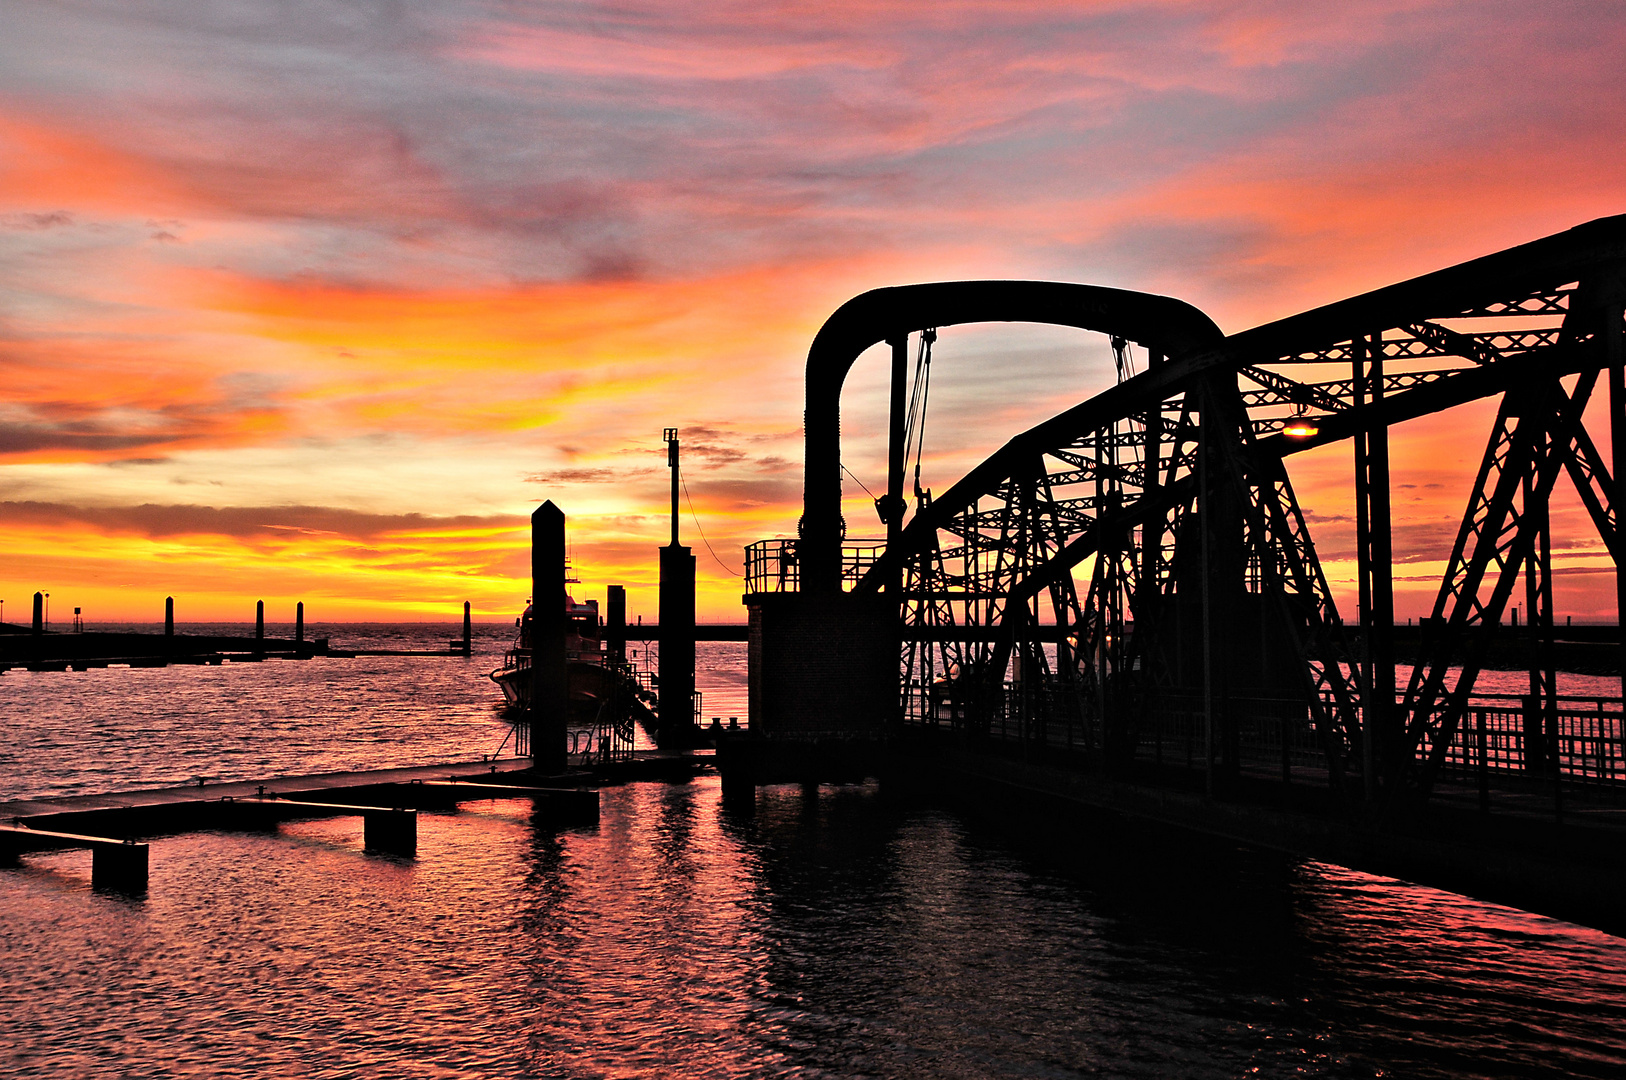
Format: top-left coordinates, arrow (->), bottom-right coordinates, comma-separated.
296,601 -> 304,644
165,597 -> 174,637
462,601 -> 472,656
531,502 -> 569,774
31,592 -> 42,636
255,600 -> 264,654
607,585 -> 627,662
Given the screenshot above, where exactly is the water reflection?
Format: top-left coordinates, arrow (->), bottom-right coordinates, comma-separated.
0,624 -> 519,802
2,778 -> 1624,1078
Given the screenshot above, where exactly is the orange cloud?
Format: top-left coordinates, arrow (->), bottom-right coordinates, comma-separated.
0,115 -> 195,215
2,0 -> 1623,626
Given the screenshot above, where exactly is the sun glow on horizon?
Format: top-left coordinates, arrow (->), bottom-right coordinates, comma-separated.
3,2 -> 1624,621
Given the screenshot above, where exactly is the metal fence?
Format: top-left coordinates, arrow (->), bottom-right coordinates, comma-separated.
1436,696 -> 1625,785
744,539 -> 886,595
902,679 -> 1626,793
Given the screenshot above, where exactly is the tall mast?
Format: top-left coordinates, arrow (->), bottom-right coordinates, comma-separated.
665,427 -> 680,546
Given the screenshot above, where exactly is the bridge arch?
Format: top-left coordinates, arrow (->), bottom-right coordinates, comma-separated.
799,281 -> 1223,592
782,214 -> 1626,806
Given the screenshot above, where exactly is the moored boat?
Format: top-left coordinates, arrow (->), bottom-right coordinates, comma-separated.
490,591 -> 657,757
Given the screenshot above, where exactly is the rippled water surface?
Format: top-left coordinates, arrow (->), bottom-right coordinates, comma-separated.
0,625 -> 746,801
4,780 -> 1626,1079
3,627 -> 1625,1078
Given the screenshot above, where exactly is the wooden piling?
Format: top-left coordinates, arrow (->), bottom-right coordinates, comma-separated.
607,585 -> 626,661
165,596 -> 174,637
296,601 -> 304,643
255,600 -> 264,652
531,502 -> 569,774
462,601 -> 472,656
32,592 -> 42,636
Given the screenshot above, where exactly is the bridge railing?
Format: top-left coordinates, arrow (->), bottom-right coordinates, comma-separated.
903,679 -> 1626,794
1428,695 -> 1625,787
744,539 -> 886,595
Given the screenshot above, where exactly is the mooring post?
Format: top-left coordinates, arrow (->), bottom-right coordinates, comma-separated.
659,429 -> 696,748
254,600 -> 265,654
296,601 -> 304,644
462,600 -> 472,655
32,591 -> 43,636
607,585 -> 626,661
164,596 -> 175,637
531,501 -> 569,774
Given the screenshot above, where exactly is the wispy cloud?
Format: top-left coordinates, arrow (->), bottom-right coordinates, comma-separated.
1,1 -> 1623,616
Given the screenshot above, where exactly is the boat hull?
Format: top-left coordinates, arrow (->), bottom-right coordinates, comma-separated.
491,659 -> 627,720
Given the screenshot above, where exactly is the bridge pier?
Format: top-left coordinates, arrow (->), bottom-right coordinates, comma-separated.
740,216 -> 1626,934
723,591 -> 899,797
903,739 -> 1626,938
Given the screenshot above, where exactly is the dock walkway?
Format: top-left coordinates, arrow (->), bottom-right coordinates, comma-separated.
0,752 -> 710,893
0,758 -> 535,824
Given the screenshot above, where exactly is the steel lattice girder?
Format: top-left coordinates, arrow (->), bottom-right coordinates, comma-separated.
859,218 -> 1626,602
815,215 -> 1626,798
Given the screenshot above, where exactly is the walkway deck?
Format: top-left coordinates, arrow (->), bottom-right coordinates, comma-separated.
0,751 -> 712,891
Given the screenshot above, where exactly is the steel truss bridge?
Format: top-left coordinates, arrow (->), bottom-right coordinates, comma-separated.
751,214 -> 1626,813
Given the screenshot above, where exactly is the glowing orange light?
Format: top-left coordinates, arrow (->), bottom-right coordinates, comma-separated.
1283,421 -> 1320,438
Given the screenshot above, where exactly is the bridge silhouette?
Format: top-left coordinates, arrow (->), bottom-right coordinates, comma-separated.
729,214 -> 1626,934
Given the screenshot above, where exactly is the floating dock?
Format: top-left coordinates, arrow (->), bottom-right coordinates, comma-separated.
0,754 -> 708,894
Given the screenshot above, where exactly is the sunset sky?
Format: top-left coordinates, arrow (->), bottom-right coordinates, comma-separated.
3,1 -> 1624,624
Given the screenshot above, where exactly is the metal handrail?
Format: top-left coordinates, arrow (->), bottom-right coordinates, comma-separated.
744,538 -> 887,595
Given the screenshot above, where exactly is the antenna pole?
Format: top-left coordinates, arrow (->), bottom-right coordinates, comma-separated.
665,427 -> 680,546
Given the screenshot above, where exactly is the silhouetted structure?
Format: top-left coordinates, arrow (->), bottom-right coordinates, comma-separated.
659,428 -> 697,747
606,584 -> 627,661
733,216 -> 1626,929
530,501 -> 569,773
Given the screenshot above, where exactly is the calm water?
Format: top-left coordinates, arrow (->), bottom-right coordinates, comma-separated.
3,626 -> 1625,1078
0,625 -> 747,801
